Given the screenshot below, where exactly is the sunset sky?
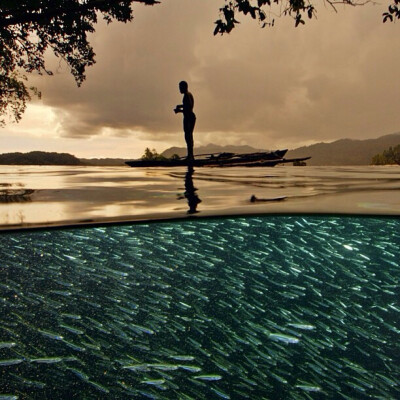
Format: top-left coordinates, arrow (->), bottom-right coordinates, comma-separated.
1,0 -> 400,158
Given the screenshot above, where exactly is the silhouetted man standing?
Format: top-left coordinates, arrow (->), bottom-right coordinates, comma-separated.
174,81 -> 196,162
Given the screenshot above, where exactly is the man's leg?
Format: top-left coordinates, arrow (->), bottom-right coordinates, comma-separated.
185,130 -> 194,161
184,117 -> 195,161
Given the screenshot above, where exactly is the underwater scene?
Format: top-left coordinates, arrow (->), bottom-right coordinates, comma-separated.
0,215 -> 399,399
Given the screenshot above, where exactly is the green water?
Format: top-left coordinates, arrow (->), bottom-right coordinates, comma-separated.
0,216 -> 399,399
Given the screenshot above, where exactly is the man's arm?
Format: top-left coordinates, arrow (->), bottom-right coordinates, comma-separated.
174,104 -> 183,114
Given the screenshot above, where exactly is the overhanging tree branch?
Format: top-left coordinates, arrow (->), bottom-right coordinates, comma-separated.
0,0 -> 159,29
0,0 -> 160,125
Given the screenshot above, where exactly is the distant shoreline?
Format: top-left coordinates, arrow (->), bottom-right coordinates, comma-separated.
1,130 -> 400,166
0,151 -> 129,167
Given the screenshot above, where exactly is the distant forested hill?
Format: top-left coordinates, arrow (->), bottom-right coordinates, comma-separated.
0,151 -> 82,165
287,133 -> 400,165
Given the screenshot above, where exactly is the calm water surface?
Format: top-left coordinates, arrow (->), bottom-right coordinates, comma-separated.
0,165 -> 400,229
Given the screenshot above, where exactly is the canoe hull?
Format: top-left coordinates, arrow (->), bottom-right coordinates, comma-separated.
125,157 -> 311,168
125,150 -> 310,168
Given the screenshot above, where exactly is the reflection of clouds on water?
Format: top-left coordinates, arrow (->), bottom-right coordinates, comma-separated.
1,165 -> 400,229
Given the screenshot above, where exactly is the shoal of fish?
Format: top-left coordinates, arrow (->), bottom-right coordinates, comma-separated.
0,216 -> 399,399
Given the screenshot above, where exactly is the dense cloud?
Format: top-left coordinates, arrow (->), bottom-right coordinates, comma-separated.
25,0 -> 400,151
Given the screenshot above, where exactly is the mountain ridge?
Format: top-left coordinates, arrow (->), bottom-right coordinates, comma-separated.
161,133 -> 400,165
286,132 -> 400,165
161,144 -> 270,158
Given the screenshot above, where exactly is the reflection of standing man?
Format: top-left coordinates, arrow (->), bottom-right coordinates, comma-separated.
176,166 -> 201,214
184,166 -> 201,214
174,81 -> 196,162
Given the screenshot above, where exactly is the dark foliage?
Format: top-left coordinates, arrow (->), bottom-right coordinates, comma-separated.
0,151 -> 82,165
213,0 -> 399,35
371,144 -> 400,165
141,147 -> 167,161
383,0 -> 400,22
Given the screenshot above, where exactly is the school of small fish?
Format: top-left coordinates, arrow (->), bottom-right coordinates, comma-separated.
0,216 -> 399,399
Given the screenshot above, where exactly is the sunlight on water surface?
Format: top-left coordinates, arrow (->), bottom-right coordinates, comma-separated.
0,165 -> 400,229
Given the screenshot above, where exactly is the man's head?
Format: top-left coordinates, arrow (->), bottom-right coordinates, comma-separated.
179,81 -> 188,94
